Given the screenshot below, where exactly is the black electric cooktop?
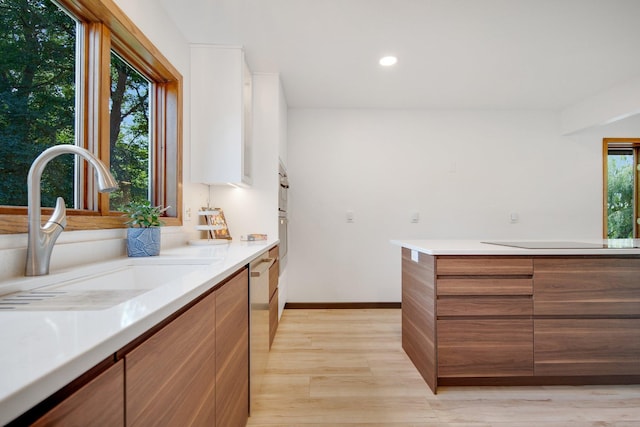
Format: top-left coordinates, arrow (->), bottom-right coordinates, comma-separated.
481,241 -> 640,249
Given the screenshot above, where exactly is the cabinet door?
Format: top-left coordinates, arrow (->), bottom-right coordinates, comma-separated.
190,45 -> 252,185
216,268 -> 250,427
269,290 -> 278,349
437,319 -> 533,377
535,319 -> 640,376
268,246 -> 279,348
126,290 -> 217,426
269,247 -> 279,300
33,360 -> 124,427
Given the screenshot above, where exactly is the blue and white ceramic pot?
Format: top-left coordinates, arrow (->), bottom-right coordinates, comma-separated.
127,227 -> 161,257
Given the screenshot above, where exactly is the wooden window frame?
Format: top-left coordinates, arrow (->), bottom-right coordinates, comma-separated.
0,0 -> 182,234
602,138 -> 640,238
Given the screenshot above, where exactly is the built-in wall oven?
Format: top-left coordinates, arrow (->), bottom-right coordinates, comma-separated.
278,161 -> 289,270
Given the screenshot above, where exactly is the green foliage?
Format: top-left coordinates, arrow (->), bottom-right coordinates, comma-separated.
108,54 -> 151,211
121,200 -> 166,228
0,0 -> 76,207
607,156 -> 634,239
0,1 -> 151,211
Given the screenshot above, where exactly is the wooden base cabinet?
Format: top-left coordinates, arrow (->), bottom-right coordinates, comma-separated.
535,319 -> 640,376
126,284 -> 218,426
128,267 -> 250,427
31,361 -> 124,427
268,246 -> 279,348
401,251 -> 640,393
435,256 -> 534,380
533,258 -> 640,377
438,319 -> 533,377
216,268 -> 250,427
25,268 -> 249,427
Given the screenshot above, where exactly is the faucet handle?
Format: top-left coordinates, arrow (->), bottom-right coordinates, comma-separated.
45,197 -> 67,230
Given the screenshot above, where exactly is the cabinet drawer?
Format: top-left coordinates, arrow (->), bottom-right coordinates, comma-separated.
437,278 -> 532,296
535,319 -> 640,376
269,259 -> 279,300
269,246 -> 279,260
534,258 -> 640,316
437,297 -> 532,317
436,257 -> 533,276
437,319 -> 533,377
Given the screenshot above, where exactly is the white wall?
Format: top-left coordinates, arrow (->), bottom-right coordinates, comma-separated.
286,109 -> 605,303
561,74 -> 640,135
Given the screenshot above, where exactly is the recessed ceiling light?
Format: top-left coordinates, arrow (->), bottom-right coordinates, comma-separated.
379,56 -> 398,66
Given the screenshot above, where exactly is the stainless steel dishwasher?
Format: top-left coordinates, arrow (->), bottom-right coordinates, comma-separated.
249,253 -> 275,413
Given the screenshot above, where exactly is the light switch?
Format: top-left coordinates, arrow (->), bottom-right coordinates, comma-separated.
346,210 -> 355,223
410,211 -> 420,223
510,212 -> 519,223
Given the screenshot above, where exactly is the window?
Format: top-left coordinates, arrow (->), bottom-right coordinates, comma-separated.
0,0 -> 182,233
109,52 -> 151,210
603,138 -> 640,238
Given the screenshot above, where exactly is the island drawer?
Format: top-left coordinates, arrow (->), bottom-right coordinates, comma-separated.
437,277 -> 532,296
534,319 -> 640,376
534,258 -> 640,316
437,296 -> 532,317
436,257 -> 533,276
437,319 -> 533,377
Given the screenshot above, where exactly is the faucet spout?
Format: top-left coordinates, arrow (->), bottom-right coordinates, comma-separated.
25,145 -> 118,276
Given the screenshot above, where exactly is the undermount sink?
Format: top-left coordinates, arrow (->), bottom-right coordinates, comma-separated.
0,260 -> 211,311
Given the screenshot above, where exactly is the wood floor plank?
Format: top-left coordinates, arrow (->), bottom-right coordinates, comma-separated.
247,308 -> 640,426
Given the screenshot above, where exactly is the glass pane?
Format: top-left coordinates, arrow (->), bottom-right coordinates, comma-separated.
109,52 -> 151,211
0,0 -> 76,207
607,151 -> 634,238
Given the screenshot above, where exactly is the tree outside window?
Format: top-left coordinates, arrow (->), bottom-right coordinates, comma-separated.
606,150 -> 634,238
0,0 -> 76,207
0,0 -> 181,233
109,53 -> 151,211
604,140 -> 640,239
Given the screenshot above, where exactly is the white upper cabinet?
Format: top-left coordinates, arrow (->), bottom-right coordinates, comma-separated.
190,45 -> 252,186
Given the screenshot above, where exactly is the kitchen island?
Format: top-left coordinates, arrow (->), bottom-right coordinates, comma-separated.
391,239 -> 640,394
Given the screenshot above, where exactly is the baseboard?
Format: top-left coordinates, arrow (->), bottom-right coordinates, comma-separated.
284,302 -> 401,309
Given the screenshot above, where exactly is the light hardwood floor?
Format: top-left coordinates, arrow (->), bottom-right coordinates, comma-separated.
247,308 -> 640,427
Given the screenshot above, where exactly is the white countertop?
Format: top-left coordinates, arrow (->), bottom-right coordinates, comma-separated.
391,239 -> 640,256
0,239 -> 277,425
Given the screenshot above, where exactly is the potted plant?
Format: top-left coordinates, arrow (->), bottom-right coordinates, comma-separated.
121,200 -> 168,257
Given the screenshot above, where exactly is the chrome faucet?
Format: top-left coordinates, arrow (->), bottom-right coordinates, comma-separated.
26,145 -> 118,276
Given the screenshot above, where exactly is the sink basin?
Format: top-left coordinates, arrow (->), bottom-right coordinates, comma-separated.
47,264 -> 204,292
0,261 -> 211,311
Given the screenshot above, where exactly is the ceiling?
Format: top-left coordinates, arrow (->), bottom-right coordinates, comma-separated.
158,0 -> 640,110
